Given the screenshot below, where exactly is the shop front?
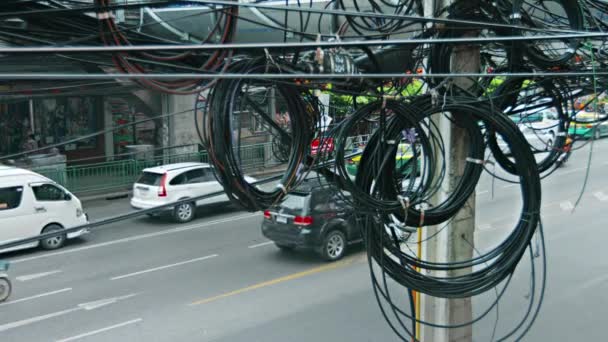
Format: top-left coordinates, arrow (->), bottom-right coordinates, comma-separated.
0,96 -> 104,164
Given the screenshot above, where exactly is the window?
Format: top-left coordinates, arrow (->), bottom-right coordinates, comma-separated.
32,184 -> 66,201
0,186 -> 24,210
137,172 -> 163,186
185,168 -> 215,184
280,193 -> 309,210
169,173 -> 186,186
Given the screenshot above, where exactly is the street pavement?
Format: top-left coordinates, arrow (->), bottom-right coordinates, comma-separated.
1,140 -> 608,341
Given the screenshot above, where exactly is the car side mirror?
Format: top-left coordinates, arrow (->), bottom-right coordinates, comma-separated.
64,193 -> 72,201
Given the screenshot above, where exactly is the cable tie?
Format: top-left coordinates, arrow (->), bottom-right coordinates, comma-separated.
466,157 -> 494,166
397,195 -> 410,210
430,89 -> 439,106
509,13 -> 522,20
387,140 -> 397,145
556,132 -> 567,137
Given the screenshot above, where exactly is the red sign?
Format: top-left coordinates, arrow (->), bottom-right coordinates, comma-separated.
311,138 -> 334,155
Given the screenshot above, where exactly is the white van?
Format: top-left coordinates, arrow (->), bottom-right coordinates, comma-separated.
0,166 -> 89,254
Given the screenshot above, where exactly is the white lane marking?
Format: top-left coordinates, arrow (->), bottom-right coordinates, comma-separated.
11,213 -> 257,264
501,183 -> 519,189
559,201 -> 574,211
0,307 -> 80,333
0,288 -> 72,307
248,241 -> 274,249
111,254 -> 218,281
78,293 -> 139,311
560,167 -> 588,175
476,190 -> 489,195
0,293 -> 138,332
580,274 -> 608,291
16,270 -> 62,282
55,318 -> 143,342
594,191 -> 608,201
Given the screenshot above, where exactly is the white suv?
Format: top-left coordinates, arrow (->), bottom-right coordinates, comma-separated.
130,162 -> 232,223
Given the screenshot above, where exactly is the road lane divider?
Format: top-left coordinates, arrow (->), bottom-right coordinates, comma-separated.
0,293 -> 138,332
55,318 -> 143,342
189,255 -> 363,306
11,213 -> 256,264
593,191 -> 608,201
16,270 -> 63,282
111,254 -> 218,281
248,241 -> 274,249
0,288 -> 72,307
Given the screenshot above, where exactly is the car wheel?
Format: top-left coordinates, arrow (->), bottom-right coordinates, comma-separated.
173,202 -> 195,223
320,230 -> 347,261
594,129 -> 601,140
0,277 -> 11,302
40,224 -> 66,250
275,243 -> 295,251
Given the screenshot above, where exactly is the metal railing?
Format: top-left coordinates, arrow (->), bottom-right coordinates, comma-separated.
32,143 -> 270,195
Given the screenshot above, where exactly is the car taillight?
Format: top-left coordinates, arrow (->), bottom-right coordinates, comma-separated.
586,124 -> 594,128
264,210 -> 271,220
294,215 -> 313,226
158,173 -> 168,197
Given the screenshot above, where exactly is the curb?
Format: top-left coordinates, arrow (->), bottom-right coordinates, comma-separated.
79,191 -> 131,203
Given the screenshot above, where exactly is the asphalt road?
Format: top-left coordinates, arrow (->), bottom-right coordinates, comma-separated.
1,140 -> 608,342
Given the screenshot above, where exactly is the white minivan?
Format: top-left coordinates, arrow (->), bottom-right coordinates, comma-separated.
0,166 -> 89,254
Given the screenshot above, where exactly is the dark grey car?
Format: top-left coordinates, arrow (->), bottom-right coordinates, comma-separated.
261,180 -> 361,261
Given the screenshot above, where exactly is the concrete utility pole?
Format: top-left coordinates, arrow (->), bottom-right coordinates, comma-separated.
419,0 -> 480,341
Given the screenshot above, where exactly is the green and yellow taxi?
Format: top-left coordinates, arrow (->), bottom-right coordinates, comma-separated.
568,112 -> 608,139
346,143 -> 420,177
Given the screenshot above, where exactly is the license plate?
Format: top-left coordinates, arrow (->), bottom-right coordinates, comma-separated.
276,216 -> 287,224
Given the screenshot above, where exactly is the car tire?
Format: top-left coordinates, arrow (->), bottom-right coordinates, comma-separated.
275,243 -> 295,251
40,224 -> 66,250
173,202 -> 195,223
0,277 -> 11,303
320,230 -> 347,262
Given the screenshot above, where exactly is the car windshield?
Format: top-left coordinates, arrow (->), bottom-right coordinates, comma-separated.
136,172 -> 163,186
280,193 -> 309,210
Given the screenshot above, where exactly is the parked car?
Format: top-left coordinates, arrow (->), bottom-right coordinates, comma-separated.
131,162 -> 250,223
0,166 -> 89,254
568,112 -> 608,139
517,110 -> 560,151
261,178 -> 361,261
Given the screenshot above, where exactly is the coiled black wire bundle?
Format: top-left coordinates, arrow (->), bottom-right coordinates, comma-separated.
203,58 -> 317,211
335,94 -> 544,341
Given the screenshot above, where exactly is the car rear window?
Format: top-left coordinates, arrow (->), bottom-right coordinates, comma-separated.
137,172 -> 163,186
280,193 -> 309,210
0,186 -> 24,210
